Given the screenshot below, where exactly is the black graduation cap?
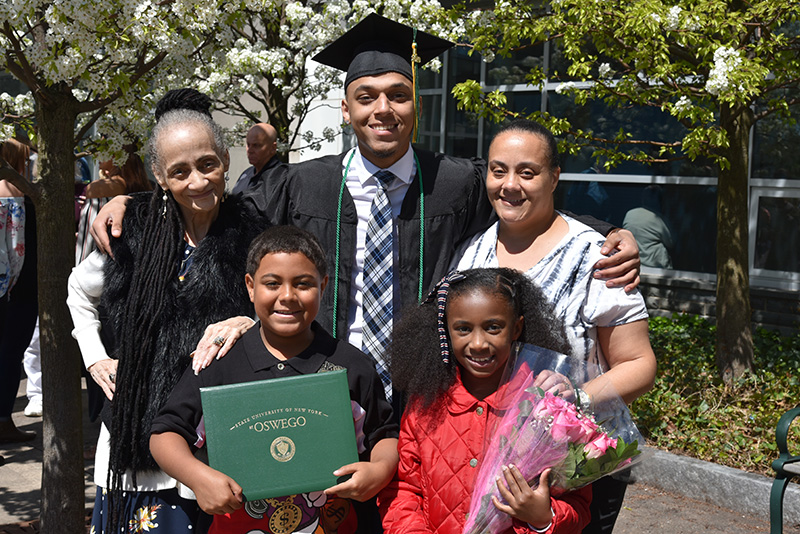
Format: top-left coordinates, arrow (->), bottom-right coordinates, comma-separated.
313,13 -> 454,90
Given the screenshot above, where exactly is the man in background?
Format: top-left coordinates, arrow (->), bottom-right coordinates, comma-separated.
232,122 -> 284,195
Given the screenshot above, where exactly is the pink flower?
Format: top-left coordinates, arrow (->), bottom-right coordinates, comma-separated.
534,393 -> 594,444
15,243 -> 24,256
584,433 -> 618,459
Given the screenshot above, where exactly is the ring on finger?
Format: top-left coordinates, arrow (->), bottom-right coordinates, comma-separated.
109,373 -> 116,383
212,335 -> 226,347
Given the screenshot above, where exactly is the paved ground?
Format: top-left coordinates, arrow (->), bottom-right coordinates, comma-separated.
2,378 -> 799,534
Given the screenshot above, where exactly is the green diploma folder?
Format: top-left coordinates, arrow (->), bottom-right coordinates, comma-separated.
200,369 -> 358,501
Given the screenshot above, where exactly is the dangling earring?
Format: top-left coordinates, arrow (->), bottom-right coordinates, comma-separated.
161,189 -> 168,218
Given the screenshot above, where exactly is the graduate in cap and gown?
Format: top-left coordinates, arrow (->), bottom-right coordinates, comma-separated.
249,13 -> 640,406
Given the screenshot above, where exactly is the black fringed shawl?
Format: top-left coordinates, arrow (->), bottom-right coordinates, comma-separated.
100,193 -> 263,474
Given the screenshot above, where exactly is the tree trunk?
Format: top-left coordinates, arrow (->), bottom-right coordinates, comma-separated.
34,90 -> 86,534
715,103 -> 755,385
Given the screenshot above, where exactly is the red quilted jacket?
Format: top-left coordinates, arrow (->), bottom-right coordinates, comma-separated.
379,373 -> 591,534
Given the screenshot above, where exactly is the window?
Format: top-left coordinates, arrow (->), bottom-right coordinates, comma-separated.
418,46 -> 799,288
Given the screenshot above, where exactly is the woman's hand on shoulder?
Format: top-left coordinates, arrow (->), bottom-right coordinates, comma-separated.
191,316 -> 256,374
87,359 -> 118,401
492,466 -> 553,531
593,228 -> 640,292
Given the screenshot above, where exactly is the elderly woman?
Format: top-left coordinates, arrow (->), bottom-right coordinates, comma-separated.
452,119 -> 657,534
68,109 -> 262,532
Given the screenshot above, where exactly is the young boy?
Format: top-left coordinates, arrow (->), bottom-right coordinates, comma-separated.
150,226 -> 399,534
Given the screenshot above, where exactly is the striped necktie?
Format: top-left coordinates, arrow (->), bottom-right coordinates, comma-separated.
362,170 -> 395,402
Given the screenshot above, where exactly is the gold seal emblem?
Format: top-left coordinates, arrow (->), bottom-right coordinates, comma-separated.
269,502 -> 302,534
270,436 -> 296,462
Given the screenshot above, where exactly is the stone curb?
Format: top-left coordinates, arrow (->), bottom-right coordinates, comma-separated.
630,446 -> 800,524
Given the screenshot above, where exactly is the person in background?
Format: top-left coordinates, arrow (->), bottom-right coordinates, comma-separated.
22,318 -> 41,417
76,149 -> 153,264
622,185 -> 673,269
0,138 -> 36,443
231,122 -> 284,195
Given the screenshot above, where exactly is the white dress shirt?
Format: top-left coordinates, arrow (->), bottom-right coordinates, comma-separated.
342,145 -> 416,350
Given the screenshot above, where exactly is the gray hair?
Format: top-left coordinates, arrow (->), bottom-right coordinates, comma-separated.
147,109 -> 228,177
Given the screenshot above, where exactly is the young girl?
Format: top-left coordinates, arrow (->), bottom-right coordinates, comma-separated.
379,267 -> 591,534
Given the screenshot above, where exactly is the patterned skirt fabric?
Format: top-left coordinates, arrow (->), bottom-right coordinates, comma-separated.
90,486 -> 200,534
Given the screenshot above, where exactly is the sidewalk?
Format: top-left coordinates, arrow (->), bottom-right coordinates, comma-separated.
1,377 -> 800,534
0,379 -> 98,532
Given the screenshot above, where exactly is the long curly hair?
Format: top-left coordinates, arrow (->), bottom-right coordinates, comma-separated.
389,268 -> 570,414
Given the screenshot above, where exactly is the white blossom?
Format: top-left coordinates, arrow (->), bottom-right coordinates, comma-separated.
666,6 -> 681,31
426,57 -> 442,73
555,81 -> 577,94
598,63 -> 612,78
0,123 -> 15,140
705,46 -> 742,96
673,95 -> 691,113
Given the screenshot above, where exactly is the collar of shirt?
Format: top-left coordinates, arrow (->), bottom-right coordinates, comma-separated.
347,144 -> 416,189
242,322 -> 332,374
446,369 -> 505,415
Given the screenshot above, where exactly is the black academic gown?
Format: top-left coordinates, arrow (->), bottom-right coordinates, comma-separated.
252,146 -> 495,338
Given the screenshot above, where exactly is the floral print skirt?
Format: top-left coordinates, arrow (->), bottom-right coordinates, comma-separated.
90,486 -> 200,533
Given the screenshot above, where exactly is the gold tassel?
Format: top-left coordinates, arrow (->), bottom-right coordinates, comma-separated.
411,30 -> 421,144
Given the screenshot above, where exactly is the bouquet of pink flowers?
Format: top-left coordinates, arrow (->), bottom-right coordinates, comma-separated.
463,344 -> 645,534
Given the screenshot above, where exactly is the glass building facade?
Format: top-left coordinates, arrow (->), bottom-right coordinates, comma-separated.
416,43 -> 800,291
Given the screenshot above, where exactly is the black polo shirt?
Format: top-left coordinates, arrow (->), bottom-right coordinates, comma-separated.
151,321 -> 398,458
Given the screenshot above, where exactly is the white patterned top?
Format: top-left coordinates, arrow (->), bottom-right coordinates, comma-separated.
453,212 -> 648,371
0,196 -> 25,298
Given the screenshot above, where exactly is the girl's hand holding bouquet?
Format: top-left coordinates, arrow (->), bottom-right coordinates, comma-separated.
463,343 -> 645,534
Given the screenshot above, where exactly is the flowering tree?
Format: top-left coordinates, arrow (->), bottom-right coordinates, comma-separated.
0,2 -> 456,529
192,0 -> 452,155
0,2 -> 239,531
448,0 -> 800,384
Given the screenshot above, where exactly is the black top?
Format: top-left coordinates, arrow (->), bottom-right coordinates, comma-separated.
151,322 -> 398,458
232,155 -> 286,196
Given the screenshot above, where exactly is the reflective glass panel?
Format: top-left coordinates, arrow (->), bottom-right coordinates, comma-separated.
486,44 -> 545,86
417,94 -> 443,152
751,89 -> 800,180
754,196 -> 800,272
449,46 -> 481,85
444,95 -> 479,158
548,94 -> 716,177
555,181 -> 717,273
